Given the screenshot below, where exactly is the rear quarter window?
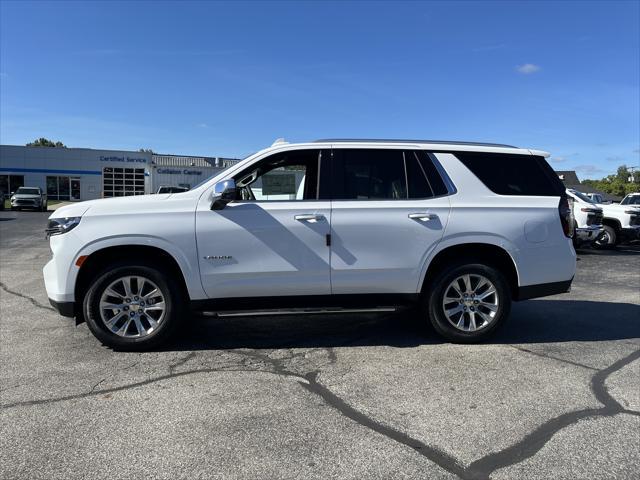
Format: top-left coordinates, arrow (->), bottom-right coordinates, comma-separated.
453,152 -> 564,196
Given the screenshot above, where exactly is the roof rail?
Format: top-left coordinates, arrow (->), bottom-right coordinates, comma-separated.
313,138 -> 518,148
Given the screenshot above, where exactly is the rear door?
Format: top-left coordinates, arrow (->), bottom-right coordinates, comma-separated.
329,148 -> 451,294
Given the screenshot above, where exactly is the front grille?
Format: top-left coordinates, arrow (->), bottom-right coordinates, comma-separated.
587,212 -> 603,226
630,215 -> 640,226
15,199 -> 36,205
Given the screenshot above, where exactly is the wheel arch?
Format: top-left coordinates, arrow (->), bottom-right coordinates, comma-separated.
602,217 -> 622,232
420,242 -> 520,299
74,244 -> 192,320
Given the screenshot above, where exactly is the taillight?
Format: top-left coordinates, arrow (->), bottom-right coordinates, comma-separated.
559,194 -> 574,238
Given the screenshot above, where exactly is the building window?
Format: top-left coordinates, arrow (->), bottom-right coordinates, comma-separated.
46,176 -> 77,200
0,175 -> 25,196
103,167 -> 145,197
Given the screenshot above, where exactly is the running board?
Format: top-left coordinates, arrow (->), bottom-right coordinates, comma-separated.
203,306 -> 398,318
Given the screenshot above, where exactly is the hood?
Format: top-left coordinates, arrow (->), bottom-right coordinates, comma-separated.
599,203 -> 640,213
49,193 -> 173,219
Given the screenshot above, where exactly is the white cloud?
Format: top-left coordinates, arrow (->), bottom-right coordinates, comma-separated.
549,156 -> 566,163
196,123 -> 208,128
574,164 -> 604,175
516,63 -> 541,74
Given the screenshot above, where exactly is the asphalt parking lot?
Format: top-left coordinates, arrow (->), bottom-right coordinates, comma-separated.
1,210 -> 638,480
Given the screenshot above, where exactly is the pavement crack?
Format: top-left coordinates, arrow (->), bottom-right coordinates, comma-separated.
507,345 -> 598,371
464,348 -> 640,479
168,352 -> 197,373
0,281 -> 55,312
300,371 -> 468,479
0,366 -> 304,410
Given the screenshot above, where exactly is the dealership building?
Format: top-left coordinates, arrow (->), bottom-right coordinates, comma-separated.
0,145 -> 239,201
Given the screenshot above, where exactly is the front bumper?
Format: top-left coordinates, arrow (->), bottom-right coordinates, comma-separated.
11,199 -> 40,208
575,225 -> 604,242
620,226 -> 640,241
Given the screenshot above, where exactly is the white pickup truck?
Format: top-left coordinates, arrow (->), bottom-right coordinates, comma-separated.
566,189 -> 603,248
585,193 -> 640,247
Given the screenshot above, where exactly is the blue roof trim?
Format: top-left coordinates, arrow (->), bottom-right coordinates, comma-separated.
0,167 -> 102,175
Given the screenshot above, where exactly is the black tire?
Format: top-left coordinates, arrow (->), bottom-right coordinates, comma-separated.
594,225 -> 617,249
83,262 -> 185,350
425,263 -> 511,343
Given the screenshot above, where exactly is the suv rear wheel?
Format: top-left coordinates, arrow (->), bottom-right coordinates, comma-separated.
426,263 -> 511,343
83,262 -> 184,350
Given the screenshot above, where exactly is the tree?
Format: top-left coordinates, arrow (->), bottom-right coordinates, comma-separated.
138,148 -> 155,153
26,138 -> 66,148
581,164 -> 640,198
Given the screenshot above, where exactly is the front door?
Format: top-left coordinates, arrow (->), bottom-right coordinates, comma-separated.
329,148 -> 451,294
71,178 -> 81,201
196,149 -> 332,299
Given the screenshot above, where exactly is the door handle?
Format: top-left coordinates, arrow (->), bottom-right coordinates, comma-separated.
295,214 -> 325,222
408,213 -> 437,221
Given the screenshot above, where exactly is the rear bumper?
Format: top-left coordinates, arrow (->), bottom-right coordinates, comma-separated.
515,279 -> 573,301
49,298 -> 75,317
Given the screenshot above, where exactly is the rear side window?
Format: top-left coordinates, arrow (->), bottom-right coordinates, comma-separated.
453,152 -> 564,196
332,149 -> 450,200
415,151 -> 449,197
335,149 -> 406,200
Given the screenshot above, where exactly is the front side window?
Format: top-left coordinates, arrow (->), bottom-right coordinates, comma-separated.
234,149 -> 321,201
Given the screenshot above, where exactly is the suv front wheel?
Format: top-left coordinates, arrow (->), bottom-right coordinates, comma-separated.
83,262 -> 184,350
426,263 -> 511,343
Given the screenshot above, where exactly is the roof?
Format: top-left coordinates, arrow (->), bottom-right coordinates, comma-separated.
556,170 -> 581,184
313,139 -> 518,148
564,183 -> 622,203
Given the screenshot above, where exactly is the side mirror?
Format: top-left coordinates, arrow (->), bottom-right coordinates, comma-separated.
211,179 -> 237,210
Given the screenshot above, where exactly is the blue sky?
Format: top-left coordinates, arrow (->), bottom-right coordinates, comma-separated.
1,0 -> 638,179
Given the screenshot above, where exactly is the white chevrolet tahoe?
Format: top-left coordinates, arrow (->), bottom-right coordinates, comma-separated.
566,189 -> 604,248
44,139 -> 576,350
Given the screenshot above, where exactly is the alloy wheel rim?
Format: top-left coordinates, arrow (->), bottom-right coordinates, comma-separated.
442,274 -> 499,332
596,231 -> 610,245
99,276 -> 166,338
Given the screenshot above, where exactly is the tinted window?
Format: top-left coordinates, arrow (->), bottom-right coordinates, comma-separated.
454,152 -> 564,196
335,149 -> 406,200
415,151 -> 449,196
405,151 -> 433,198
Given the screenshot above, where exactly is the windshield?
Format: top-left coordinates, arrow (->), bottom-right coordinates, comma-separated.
15,188 -> 40,195
190,152 -> 256,190
621,195 -> 640,205
568,189 -> 596,204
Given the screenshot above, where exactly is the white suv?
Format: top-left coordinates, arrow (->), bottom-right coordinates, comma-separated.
44,139 -> 576,350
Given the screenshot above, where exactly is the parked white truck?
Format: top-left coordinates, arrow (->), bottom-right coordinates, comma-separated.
586,194 -> 640,248
566,189 -> 603,248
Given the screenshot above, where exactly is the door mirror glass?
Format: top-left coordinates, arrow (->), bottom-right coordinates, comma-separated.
211,179 -> 237,210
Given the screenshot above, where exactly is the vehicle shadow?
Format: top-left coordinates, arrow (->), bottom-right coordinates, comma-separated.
165,299 -> 640,351
576,242 -> 640,256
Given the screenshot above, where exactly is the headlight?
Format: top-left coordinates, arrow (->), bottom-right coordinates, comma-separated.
45,217 -> 82,237
624,210 -> 640,214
